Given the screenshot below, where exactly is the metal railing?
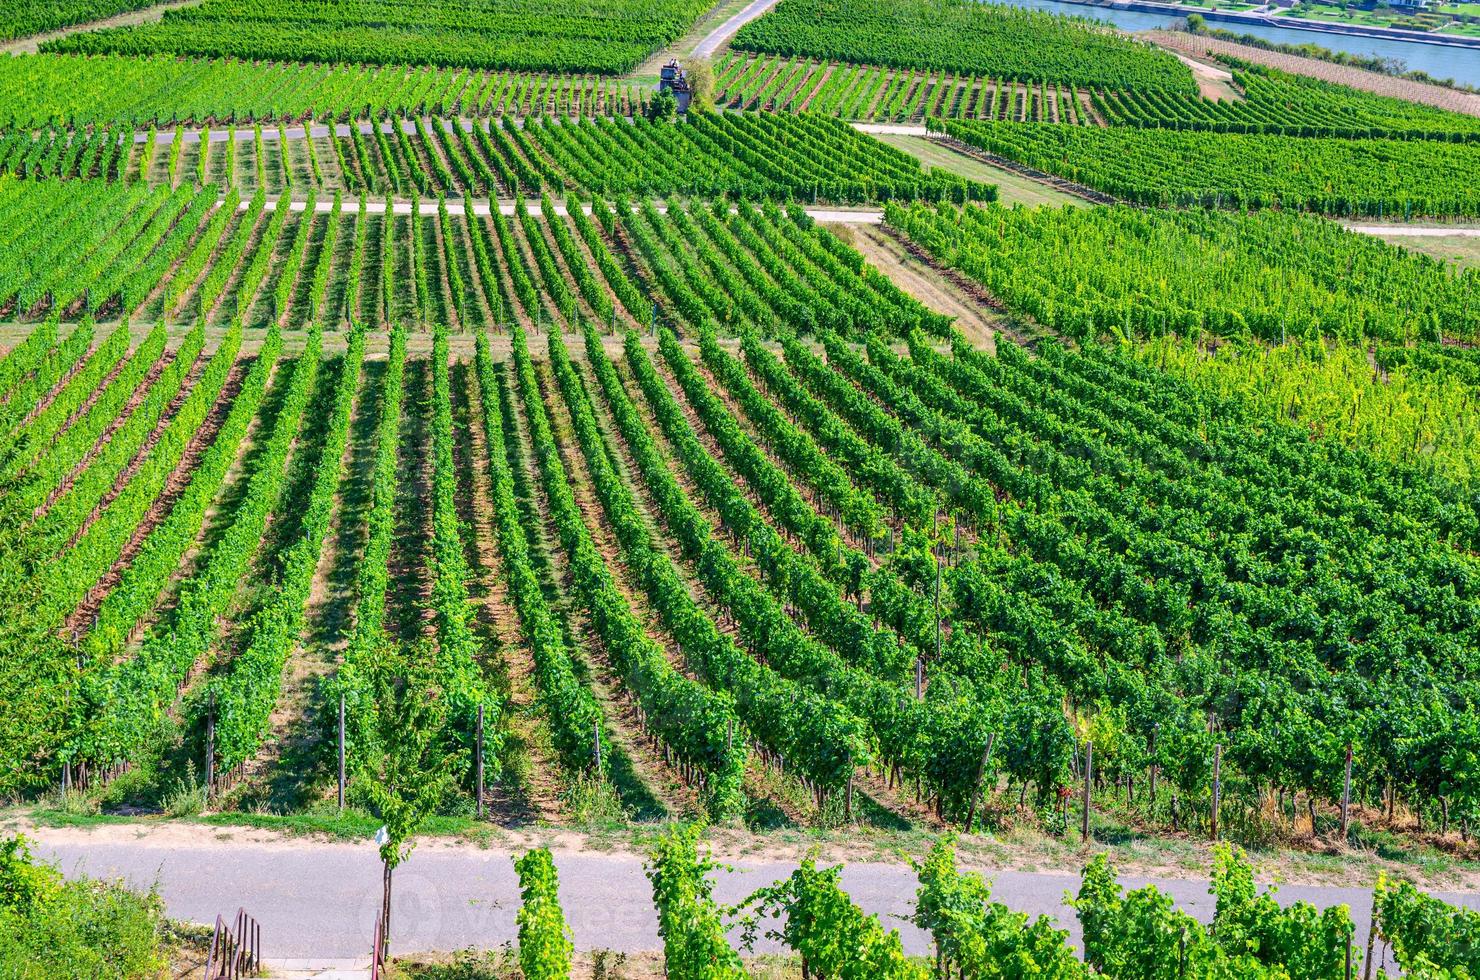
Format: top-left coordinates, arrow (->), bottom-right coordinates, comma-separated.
204,907 -> 261,979
370,916 -> 388,980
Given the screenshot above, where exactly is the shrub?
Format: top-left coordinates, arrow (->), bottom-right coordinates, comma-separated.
0,834 -> 170,980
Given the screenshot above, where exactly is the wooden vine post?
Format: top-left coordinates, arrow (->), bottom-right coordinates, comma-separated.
1082,740 -> 1093,844
965,732 -> 996,833
205,689 -> 216,801
337,692 -> 346,814
1148,723 -> 1159,808
1211,743 -> 1222,842
1340,743 -> 1353,838
1362,890 -> 1380,980
475,704 -> 485,821
933,548 -> 942,665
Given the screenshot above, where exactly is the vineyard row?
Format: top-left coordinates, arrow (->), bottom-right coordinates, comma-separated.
713,54 -> 1092,124
5,307 -> 1477,850
0,182 -> 948,344
0,53 -> 653,131
712,54 -> 1480,143
2,113 -> 986,203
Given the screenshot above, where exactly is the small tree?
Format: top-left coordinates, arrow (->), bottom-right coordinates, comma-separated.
0,835 -> 60,916
647,89 -> 678,122
358,642 -> 467,960
686,58 -> 716,111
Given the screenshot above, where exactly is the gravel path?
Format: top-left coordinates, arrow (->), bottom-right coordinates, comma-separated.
29,831 -> 1480,964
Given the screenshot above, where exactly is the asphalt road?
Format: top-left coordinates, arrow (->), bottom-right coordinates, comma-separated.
30,833 -> 1480,963
692,0 -> 781,60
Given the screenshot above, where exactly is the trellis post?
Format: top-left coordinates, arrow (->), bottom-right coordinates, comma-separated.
475,704 -> 485,821
1340,743 -> 1353,838
205,689 -> 216,801
965,733 -> 996,833
337,693 -> 346,814
1211,743 -> 1222,841
1081,740 -> 1093,844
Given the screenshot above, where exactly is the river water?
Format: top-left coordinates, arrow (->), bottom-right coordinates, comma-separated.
992,0 -> 1480,86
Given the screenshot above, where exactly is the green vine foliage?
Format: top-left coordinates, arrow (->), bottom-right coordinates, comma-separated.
1375,874 -> 1480,977
913,835 -> 1086,978
0,833 -> 169,979
645,824 -> 747,980
0,836 -> 60,917
1210,844 -> 1353,979
741,857 -> 928,979
1073,848 -> 1356,979
515,848 -> 574,980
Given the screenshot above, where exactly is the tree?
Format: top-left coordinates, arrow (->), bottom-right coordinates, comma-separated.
686,58 -> 716,111
647,89 -> 678,122
0,835 -> 59,917
1185,12 -> 1207,31
357,640 -> 467,960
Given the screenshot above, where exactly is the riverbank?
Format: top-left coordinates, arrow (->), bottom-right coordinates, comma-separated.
1069,0 -> 1480,47
1147,29 -> 1480,114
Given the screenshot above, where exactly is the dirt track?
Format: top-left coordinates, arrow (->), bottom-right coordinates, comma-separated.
0,0 -> 200,55
843,225 -> 1000,349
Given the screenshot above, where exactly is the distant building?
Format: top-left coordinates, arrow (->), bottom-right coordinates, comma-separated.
660,60 -> 693,114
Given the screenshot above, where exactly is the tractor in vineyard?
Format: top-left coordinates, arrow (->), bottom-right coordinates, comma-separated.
660,59 -> 693,113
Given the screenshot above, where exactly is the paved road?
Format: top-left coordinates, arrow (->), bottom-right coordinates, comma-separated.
692,0 -> 781,60
30,833 -> 1480,964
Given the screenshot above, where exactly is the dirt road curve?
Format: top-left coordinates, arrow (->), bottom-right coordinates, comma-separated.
0,0 -> 199,55
1146,30 -> 1480,118
845,224 -> 1000,349
692,0 -> 780,60
29,828 -> 1480,963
